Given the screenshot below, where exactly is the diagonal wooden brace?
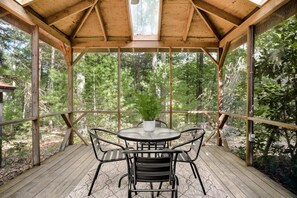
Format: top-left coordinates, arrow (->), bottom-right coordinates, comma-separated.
60,113 -> 88,151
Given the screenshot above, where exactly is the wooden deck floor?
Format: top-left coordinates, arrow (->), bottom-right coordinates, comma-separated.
0,144 -> 295,198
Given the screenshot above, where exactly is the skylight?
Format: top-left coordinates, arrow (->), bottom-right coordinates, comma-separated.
129,0 -> 160,40
249,0 -> 268,6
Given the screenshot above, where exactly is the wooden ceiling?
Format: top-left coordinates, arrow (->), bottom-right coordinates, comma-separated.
0,0 -> 293,52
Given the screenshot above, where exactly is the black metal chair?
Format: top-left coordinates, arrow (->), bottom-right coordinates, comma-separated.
171,127 -> 206,195
137,120 -> 169,149
88,128 -> 126,196
123,149 -> 181,198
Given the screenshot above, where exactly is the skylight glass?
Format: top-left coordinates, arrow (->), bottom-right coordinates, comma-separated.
249,0 -> 268,6
130,0 -> 160,40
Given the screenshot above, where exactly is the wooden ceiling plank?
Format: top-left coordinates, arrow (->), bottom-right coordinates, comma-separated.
195,9 -> 221,40
94,3 -> 107,41
0,0 -> 70,45
46,0 -> 94,26
72,39 -> 219,48
192,0 -> 242,26
15,0 -> 39,7
183,5 -> 194,41
219,0 -> 290,47
71,0 -> 99,39
201,47 -> 219,67
126,0 -> 133,40
158,0 -> 163,41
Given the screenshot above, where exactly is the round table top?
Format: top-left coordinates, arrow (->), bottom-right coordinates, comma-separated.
118,127 -> 181,142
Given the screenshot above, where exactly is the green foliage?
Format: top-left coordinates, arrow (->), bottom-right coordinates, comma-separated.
134,92 -> 163,121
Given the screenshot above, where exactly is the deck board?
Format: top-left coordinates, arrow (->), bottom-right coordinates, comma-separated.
0,144 -> 296,198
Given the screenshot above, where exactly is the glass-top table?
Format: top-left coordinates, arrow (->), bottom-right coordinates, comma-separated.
118,127 -> 181,142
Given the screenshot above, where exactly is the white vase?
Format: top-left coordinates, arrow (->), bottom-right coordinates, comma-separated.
143,120 -> 155,132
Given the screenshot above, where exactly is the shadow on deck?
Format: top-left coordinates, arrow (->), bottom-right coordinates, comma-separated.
0,145 -> 295,198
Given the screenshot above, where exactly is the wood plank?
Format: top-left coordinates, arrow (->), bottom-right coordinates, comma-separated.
0,145 -> 81,196
24,146 -> 91,197
192,0 -> 242,26
46,0 -> 94,26
209,146 -> 293,198
0,0 -> 70,45
125,0 -> 133,40
182,4 -> 194,41
73,48 -> 88,66
199,147 -> 246,197
220,0 -> 290,47
15,0 -> 39,7
206,146 -> 275,198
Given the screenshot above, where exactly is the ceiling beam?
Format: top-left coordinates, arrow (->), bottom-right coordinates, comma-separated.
192,0 -> 242,26
46,0 -> 94,26
219,0 -> 290,47
72,39 -> 219,49
183,5 -> 194,41
15,0 -> 39,7
0,7 -> 9,18
196,9 -> 221,40
94,3 -> 107,41
158,0 -> 163,41
71,0 -> 99,39
0,0 -> 70,45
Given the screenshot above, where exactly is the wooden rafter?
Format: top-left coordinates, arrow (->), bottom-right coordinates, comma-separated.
94,3 -> 107,41
196,9 -> 221,40
126,0 -> 133,40
183,5 -> 194,41
71,0 -> 99,39
192,0 -> 242,26
158,0 -> 163,41
219,0 -> 290,47
0,0 -> 70,45
0,7 -> 9,18
46,0 -> 94,26
201,48 -> 219,67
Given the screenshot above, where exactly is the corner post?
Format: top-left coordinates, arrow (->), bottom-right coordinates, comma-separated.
32,25 -> 40,166
67,47 -> 74,145
246,25 -> 255,166
117,47 -> 121,131
169,48 -> 173,129
217,48 -> 223,146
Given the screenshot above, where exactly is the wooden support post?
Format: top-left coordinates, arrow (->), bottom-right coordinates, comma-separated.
67,47 -> 74,145
246,25 -> 255,166
169,48 -> 173,129
217,48 -> 223,146
117,47 -> 121,131
31,25 -> 40,166
0,93 -> 3,167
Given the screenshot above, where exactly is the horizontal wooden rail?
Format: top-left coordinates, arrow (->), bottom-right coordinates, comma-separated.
0,117 -> 35,126
39,111 -> 70,119
220,111 -> 297,131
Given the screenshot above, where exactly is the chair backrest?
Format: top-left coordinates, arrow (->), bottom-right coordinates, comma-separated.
172,127 -> 205,161
88,128 -> 124,161
136,119 -> 168,128
123,150 -> 181,184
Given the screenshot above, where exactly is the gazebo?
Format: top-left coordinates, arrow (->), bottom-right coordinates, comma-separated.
0,0 -> 296,197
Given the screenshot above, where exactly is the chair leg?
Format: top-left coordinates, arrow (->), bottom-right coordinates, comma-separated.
150,182 -> 154,198
189,163 -> 197,178
118,173 -> 128,188
88,163 -> 102,196
157,182 -> 163,197
192,163 -> 206,195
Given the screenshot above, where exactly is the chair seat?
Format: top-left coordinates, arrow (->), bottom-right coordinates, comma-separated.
176,151 -> 191,162
103,149 -> 126,162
